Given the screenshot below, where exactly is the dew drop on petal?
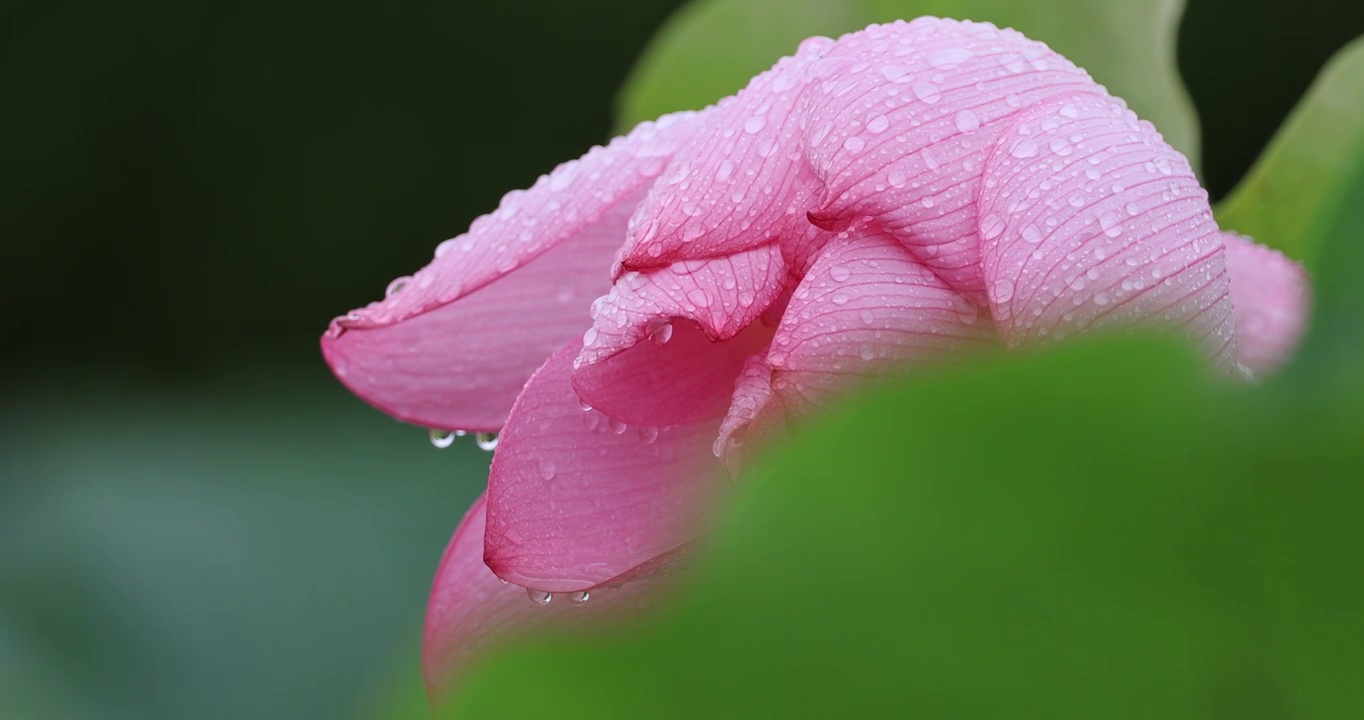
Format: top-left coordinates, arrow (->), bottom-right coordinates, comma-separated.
866,114 -> 890,134
953,109 -> 980,133
1022,223 -> 1043,244
1099,211 -> 1122,238
887,169 -> 908,188
538,459 -> 557,481
744,115 -> 766,134
912,81 -> 941,104
928,47 -> 974,69
1011,139 -> 1039,159
647,319 -> 674,345
980,214 -> 1006,240
843,136 -> 866,153
994,278 -> 1016,303
830,265 -> 851,282
386,276 -> 411,298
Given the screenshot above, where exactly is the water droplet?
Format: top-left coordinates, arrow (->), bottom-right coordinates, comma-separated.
744,115 -> 766,134
887,169 -> 908,188
954,298 -> 980,325
538,459 -> 557,480
582,327 -> 598,347
928,47 -> 974,69
994,278 -> 1016,303
429,429 -> 456,449
912,81 -> 941,104
568,591 -> 590,606
832,292 -> 850,305
1099,211 -> 1122,238
1094,291 -> 1111,306
686,288 -> 711,307
1022,223 -> 1043,244
1125,202 -> 1140,216
843,136 -> 866,153
1010,139 -> 1039,159
526,588 -> 552,606
386,276 -> 411,298
637,426 -> 659,444
647,319 -> 673,345
830,265 -> 851,282
980,214 -> 1006,240
1060,103 -> 1079,119
716,159 -> 735,181
954,109 -> 980,133
476,432 -> 500,451
859,344 -> 875,360
866,114 -> 890,134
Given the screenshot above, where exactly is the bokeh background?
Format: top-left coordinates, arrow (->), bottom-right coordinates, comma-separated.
2,0 -> 1360,718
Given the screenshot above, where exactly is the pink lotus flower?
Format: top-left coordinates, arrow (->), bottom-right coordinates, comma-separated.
320,18 -> 1311,703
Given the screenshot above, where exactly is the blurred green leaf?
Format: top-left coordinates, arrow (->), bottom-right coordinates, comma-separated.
1216,38 -> 1364,267
0,370 -> 484,720
616,0 -> 1199,163
450,339 -> 1364,717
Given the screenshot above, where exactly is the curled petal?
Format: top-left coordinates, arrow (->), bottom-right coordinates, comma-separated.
801,18 -> 1098,301
714,353 -> 788,477
423,495 -> 671,705
321,110 -> 708,431
574,243 -> 786,424
484,345 -> 724,592
1222,232 -> 1311,375
767,221 -> 997,412
615,36 -> 833,272
978,93 -> 1237,368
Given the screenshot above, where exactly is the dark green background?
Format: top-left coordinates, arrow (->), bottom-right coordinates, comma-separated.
1,1 -> 1360,718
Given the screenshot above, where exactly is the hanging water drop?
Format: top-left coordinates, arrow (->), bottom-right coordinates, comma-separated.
647,319 -> 674,345
568,591 -> 591,606
429,429 -> 456,449
526,588 -> 552,606
386,276 -> 411,298
476,432 -> 500,451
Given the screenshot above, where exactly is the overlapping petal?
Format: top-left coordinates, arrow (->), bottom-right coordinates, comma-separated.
573,243 -> 787,424
978,94 -> 1237,368
800,18 -> 1098,301
321,110 -> 708,431
484,345 -> 724,592
423,495 -> 671,705
615,37 -> 833,272
1222,232 -> 1311,375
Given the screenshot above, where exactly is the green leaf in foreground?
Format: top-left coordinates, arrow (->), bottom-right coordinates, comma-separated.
1216,37 -> 1364,268
616,0 -> 1198,164
450,338 -> 1364,718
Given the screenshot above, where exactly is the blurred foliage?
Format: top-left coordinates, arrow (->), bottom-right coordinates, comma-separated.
617,0 -> 1200,165
0,368 -> 485,719
1217,38 -> 1364,267
453,338 -> 1363,718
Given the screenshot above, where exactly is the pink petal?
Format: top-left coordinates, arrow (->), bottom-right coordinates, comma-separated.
1222,232 -> 1311,375
766,220 -> 997,411
614,35 -> 833,272
573,243 -> 786,424
977,93 -> 1237,367
801,18 -> 1098,302
423,494 -> 672,705
713,353 -> 788,477
320,110 -> 709,432
484,345 -> 724,592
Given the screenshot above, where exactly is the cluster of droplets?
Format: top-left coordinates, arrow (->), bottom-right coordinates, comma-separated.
521,587 -> 591,607
427,428 -> 498,452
